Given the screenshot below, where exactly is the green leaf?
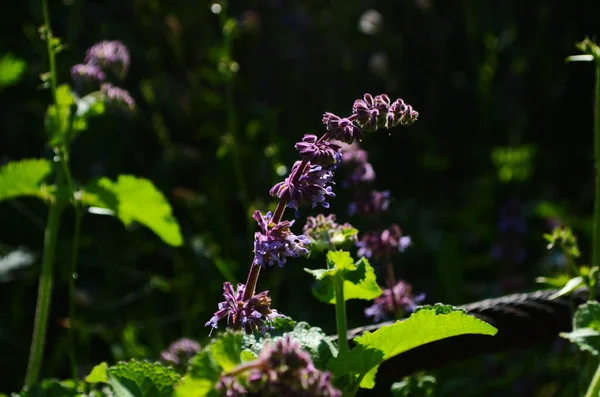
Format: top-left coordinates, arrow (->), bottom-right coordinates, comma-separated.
0,159 -> 53,202
0,53 -> 26,89
549,276 -> 585,299
81,175 -> 183,246
107,360 -> 181,397
176,350 -> 220,397
209,332 -> 242,372
19,379 -> 79,397
560,301 -> 600,355
310,256 -> 382,304
46,85 -> 76,146
73,91 -> 106,132
242,321 -> 337,370
85,361 -> 109,383
329,305 -> 497,389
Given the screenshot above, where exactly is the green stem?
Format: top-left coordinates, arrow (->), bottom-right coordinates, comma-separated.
334,274 -> 349,355
25,198 -> 62,387
41,0 -> 58,106
593,58 -> 600,274
585,359 -> 600,397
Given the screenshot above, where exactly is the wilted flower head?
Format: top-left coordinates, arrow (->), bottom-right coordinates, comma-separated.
303,214 -> 357,253
253,210 -> 310,268
71,64 -> 105,85
357,224 -> 411,262
295,134 -> 342,167
101,83 -> 135,110
365,280 -> 425,322
85,40 -> 131,79
270,161 -> 336,210
217,335 -> 341,397
160,338 -> 201,370
322,112 -> 363,144
349,190 -> 391,216
205,282 -> 282,334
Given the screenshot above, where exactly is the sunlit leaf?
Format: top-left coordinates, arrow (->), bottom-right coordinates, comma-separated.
0,159 -> 53,202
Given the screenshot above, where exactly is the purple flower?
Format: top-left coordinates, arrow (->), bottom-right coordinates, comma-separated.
101,83 -> 135,110
322,112 -> 363,144
253,210 -> 310,268
348,190 -> 391,216
357,224 -> 411,262
389,98 -> 419,126
160,338 -> 201,370
347,162 -> 376,185
339,142 -> 369,165
205,282 -> 283,334
295,134 -> 341,167
270,161 -> 336,210
216,376 -> 247,396
71,64 -> 105,85
228,335 -> 342,397
85,40 -> 131,79
365,280 -> 425,322
352,93 -> 418,131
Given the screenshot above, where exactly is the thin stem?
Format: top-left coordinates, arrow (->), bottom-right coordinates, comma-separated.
25,197 -> 63,387
585,360 -> 600,397
334,274 -> 349,355
41,0 -> 57,106
593,58 -> 600,271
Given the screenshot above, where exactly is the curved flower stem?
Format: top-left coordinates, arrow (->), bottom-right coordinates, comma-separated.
585,359 -> 600,397
25,193 -> 63,387
334,273 -> 349,355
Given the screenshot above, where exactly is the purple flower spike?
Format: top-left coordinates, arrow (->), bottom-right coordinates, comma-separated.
322,112 -> 363,144
160,338 -> 201,370
352,93 -> 418,130
357,224 -> 411,262
253,210 -> 310,268
365,280 -> 425,322
295,134 -> 342,167
85,40 -> 131,79
205,282 -> 283,334
389,98 -> 419,127
270,161 -> 336,210
101,83 -> 135,110
349,190 -> 391,216
71,64 -> 105,85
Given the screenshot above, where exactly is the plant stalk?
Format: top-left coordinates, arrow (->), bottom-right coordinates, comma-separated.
334,274 -> 349,355
585,359 -> 600,397
25,198 -> 62,387
593,57 -> 600,283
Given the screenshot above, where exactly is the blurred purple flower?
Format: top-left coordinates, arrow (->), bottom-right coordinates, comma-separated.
322,112 -> 363,144
339,142 -> 369,165
295,134 -> 341,167
365,280 -> 425,322
71,64 -> 105,85
253,210 -> 310,268
205,282 -> 282,334
160,338 -> 200,370
101,83 -> 135,110
85,40 -> 131,79
357,224 -> 411,262
349,190 -> 391,216
270,161 -> 336,210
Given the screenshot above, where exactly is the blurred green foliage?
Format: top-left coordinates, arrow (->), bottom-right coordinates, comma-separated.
1,0 -> 599,395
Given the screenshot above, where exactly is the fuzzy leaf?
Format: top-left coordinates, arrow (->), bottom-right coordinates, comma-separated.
81,175 -> 183,246
0,159 -> 53,202
209,332 -> 242,372
549,276 -> 584,299
310,256 -> 382,304
176,349 -> 220,397
107,360 -> 181,397
329,305 -> 497,390
19,379 -> 79,397
85,361 -> 109,383
560,301 -> 600,355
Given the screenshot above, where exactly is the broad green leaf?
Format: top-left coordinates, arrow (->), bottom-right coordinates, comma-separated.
0,159 -> 52,202
176,350 -> 220,397
209,332 -> 242,371
107,360 -> 180,397
560,301 -> 600,355
81,175 -> 183,246
549,276 -> 584,300
85,361 -> 109,383
310,256 -> 382,304
240,349 -> 258,362
19,379 -> 79,397
326,250 -> 356,273
0,53 -> 26,89
242,321 -> 337,370
329,305 -> 497,389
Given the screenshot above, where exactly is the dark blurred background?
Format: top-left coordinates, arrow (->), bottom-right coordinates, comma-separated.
1,0 -> 599,395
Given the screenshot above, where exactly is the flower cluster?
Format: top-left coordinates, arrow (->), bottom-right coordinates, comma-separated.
160,338 -> 201,371
357,224 -> 412,263
348,190 -> 391,216
216,335 -> 341,397
205,282 -> 282,334
253,210 -> 310,268
303,214 -> 357,253
364,280 -> 426,322
71,40 -> 135,110
352,93 -> 418,132
295,134 -> 341,167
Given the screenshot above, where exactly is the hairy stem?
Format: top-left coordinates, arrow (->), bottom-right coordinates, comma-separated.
334,273 -> 349,355
25,197 -> 62,387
